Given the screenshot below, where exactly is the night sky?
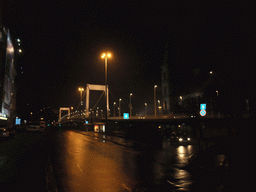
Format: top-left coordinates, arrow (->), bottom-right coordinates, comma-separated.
2,1 -> 255,117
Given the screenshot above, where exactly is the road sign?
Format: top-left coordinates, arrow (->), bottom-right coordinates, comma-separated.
123,113 -> 129,119
15,118 -> 21,125
200,109 -> 206,116
200,103 -> 206,110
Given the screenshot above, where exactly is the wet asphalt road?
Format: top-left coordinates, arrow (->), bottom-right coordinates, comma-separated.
1,126 -> 254,191
49,129 -> 198,192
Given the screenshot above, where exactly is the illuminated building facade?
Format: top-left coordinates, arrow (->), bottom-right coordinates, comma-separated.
0,26 -> 17,127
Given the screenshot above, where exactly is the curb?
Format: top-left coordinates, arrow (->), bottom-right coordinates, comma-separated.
46,156 -> 58,192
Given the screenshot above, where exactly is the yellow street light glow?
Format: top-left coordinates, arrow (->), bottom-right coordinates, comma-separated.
119,98 -> 122,101
154,85 -> 157,88
101,53 -> 111,58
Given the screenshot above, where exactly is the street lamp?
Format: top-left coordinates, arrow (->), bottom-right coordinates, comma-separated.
145,103 -> 147,116
78,87 -> 84,105
130,93 -> 132,117
101,52 -> 111,86
158,100 -> 160,113
101,53 -> 111,130
154,85 -> 157,116
113,102 -> 116,117
119,98 -> 122,117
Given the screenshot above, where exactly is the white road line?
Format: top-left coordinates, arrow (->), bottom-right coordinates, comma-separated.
122,183 -> 132,192
166,180 -> 181,188
77,164 -> 83,172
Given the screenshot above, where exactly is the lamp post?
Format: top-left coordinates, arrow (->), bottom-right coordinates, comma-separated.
130,93 -> 132,117
101,53 -> 111,130
78,87 -> 84,105
158,100 -> 160,114
113,102 -> 116,117
119,98 -> 122,117
145,103 -> 147,116
154,85 -> 157,116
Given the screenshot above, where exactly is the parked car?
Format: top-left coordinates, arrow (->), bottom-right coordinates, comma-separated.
25,122 -> 41,132
0,128 -> 10,138
169,133 -> 179,143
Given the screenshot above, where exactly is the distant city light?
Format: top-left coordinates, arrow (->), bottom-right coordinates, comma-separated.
210,71 -> 213,74
17,39 -> 20,42
19,49 -> 22,53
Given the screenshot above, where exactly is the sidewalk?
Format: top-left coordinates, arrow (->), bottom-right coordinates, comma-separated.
0,132 -> 57,192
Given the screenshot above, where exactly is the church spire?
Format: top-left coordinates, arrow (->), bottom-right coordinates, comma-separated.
163,42 -> 168,66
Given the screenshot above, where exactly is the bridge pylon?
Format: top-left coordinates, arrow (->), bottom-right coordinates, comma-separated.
85,84 -> 109,118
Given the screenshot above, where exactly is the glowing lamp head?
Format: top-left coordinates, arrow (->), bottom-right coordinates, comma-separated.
102,53 -> 111,58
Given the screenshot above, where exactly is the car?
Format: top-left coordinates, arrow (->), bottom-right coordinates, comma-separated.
25,123 -> 41,132
0,128 -> 10,138
169,133 -> 179,143
177,133 -> 191,144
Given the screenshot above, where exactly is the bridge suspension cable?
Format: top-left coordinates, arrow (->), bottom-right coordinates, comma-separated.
91,91 -> 105,111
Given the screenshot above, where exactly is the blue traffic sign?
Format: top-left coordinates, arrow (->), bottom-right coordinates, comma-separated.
200,109 -> 206,116
15,118 -> 21,125
123,113 -> 129,119
200,103 -> 206,110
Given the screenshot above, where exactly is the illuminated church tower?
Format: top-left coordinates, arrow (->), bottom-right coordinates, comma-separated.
161,43 -> 172,113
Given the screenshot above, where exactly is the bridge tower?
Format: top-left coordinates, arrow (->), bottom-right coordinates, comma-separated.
85,84 -> 109,118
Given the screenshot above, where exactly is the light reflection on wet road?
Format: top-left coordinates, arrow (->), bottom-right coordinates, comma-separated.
50,130 -> 198,192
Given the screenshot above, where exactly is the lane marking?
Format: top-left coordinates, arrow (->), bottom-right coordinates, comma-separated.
122,183 -> 132,192
166,180 -> 181,188
77,164 -> 83,172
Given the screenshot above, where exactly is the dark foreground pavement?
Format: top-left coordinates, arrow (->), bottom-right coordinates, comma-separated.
0,128 -> 57,192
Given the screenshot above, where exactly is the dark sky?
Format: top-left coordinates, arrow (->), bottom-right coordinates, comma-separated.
1,1 -> 255,115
